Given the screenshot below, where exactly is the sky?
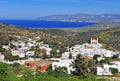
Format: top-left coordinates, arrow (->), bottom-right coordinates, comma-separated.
0,0 -> 120,19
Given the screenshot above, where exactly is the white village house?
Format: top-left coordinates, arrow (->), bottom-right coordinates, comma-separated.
52,57 -> 74,74
97,61 -> 120,75
26,51 -> 35,56
11,50 -> 21,56
0,53 -> 4,62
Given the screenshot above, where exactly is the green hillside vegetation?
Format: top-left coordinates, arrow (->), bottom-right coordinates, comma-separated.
95,27 -> 120,51
0,23 -> 35,45
0,23 -> 31,35
31,25 -> 120,52
0,62 -> 109,81
82,22 -> 120,31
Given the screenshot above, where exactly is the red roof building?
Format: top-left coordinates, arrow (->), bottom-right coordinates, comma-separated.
24,60 -> 52,72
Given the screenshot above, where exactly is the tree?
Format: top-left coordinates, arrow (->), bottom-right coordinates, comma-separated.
100,57 -> 111,64
110,68 -> 118,75
0,45 -> 4,52
51,48 -> 57,57
72,54 -> 93,78
12,62 -> 21,67
112,55 -> 119,59
54,67 -> 68,77
10,43 -> 16,49
93,54 -> 101,63
88,59 -> 96,74
42,50 -> 47,59
69,52 -> 72,59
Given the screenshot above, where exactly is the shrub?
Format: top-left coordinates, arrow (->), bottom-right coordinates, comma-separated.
110,68 -> 118,75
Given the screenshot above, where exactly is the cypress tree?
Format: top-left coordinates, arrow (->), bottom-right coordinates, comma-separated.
72,54 -> 90,78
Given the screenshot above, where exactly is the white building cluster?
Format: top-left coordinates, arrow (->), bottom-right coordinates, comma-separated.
0,35 -> 52,63
68,38 -> 115,59
52,38 -> 119,75
9,36 -> 52,58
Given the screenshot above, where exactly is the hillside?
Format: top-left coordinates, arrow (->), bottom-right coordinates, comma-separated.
63,22 -> 120,32
0,22 -> 120,51
0,23 -> 35,45
32,22 -> 120,51
78,24 -> 120,51
38,13 -> 120,22
82,22 -> 120,31
82,22 -> 120,51
95,27 -> 120,51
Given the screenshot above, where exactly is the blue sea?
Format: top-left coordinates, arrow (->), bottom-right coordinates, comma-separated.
0,20 -> 95,28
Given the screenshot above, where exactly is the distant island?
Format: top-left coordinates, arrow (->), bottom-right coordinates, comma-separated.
38,13 -> 120,22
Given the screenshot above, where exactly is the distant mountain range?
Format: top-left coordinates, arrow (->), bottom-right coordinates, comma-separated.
38,13 -> 120,22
